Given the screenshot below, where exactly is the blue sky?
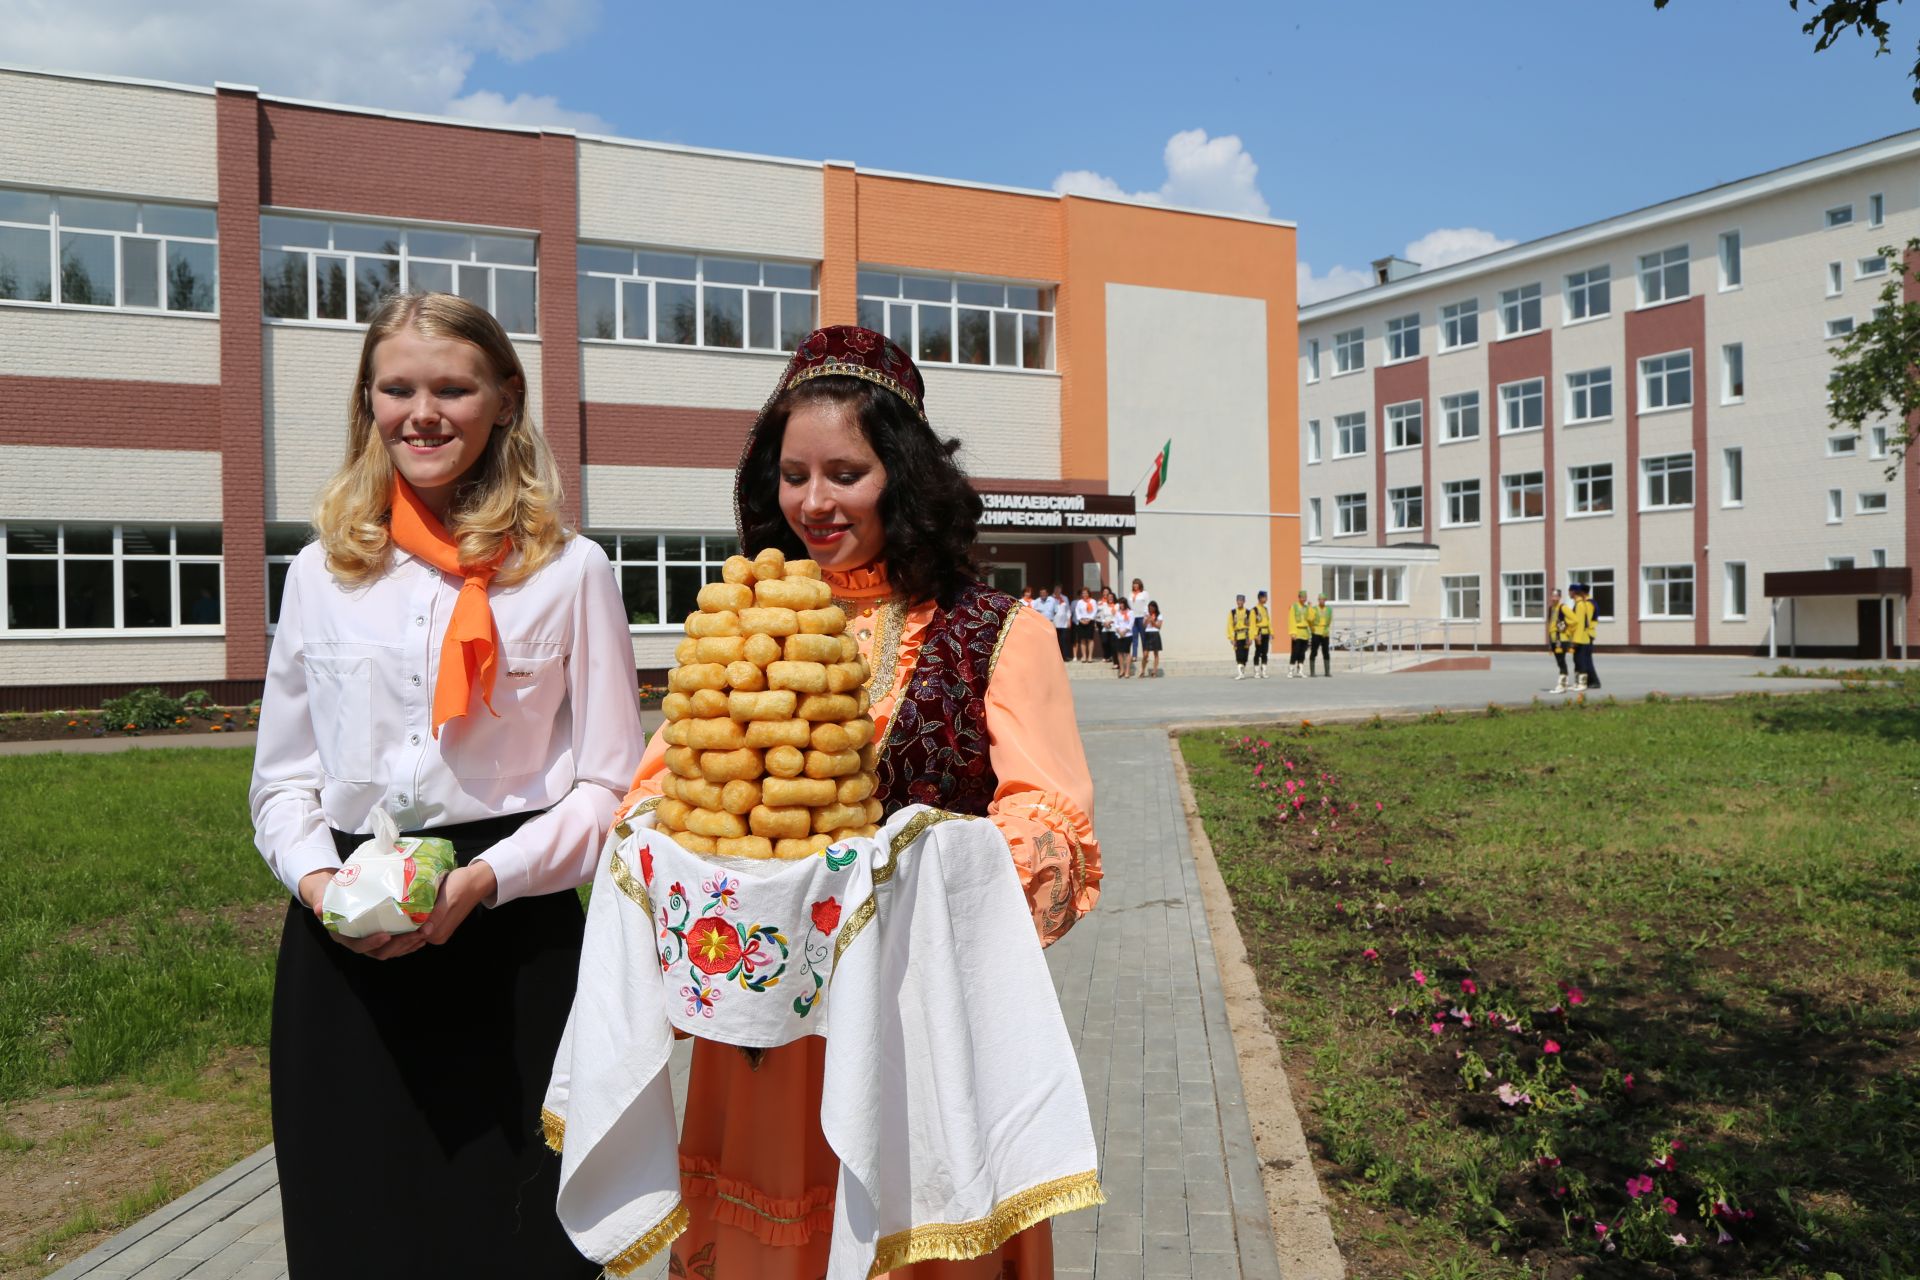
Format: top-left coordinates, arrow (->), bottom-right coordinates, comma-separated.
8,0 -> 1920,299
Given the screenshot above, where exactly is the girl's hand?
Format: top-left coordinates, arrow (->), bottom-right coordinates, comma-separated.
298,867 -> 426,960
416,861 -> 498,947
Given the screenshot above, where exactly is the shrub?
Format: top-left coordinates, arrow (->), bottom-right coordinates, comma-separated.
179,689 -> 214,710
100,687 -> 186,731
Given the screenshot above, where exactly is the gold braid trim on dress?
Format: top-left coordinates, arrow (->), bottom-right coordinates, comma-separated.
540,1106 -> 565,1153
986,599 -> 1023,682
610,849 -> 655,919
865,1170 -> 1106,1277
830,809 -> 960,976
600,1201 -> 690,1278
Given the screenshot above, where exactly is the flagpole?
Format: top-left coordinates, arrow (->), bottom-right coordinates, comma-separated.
1126,455 -> 1161,497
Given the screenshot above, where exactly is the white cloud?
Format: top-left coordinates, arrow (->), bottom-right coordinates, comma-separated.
1299,226 -> 1518,305
0,0 -> 605,128
1052,128 -> 1271,218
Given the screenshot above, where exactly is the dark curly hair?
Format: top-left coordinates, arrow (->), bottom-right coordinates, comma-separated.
736,376 -> 982,609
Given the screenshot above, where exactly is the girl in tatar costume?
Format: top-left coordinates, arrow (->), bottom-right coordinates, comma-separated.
251,293 -> 642,1277
614,325 -> 1104,1278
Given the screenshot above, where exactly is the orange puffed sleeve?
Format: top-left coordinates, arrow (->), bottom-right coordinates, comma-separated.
982,606 -> 1102,947
614,723 -> 671,819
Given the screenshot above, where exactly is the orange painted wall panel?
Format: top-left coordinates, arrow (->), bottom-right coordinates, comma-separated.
852,175 -> 1062,283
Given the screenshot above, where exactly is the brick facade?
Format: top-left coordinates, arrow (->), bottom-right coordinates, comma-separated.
216,86 -> 268,680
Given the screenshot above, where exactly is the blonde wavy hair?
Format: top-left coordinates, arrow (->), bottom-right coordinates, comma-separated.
314,292 -> 567,587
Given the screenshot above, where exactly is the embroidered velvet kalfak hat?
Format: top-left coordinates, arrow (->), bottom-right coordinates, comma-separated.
765,325 -> 927,423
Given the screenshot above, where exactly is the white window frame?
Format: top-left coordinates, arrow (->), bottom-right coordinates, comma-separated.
1564,264 -> 1611,323
1826,261 -> 1844,296
1857,254 -> 1890,279
1570,567 -> 1617,622
1827,433 -> 1860,457
1825,203 -> 1855,228
1872,547 -> 1889,567
584,247 -> 820,354
0,522 -> 226,637
1500,470 -> 1545,523
1722,447 -> 1744,508
1721,342 -> 1745,404
1439,391 -> 1481,442
1441,478 -> 1482,528
1498,378 -> 1545,434
1385,312 -> 1421,363
1306,419 -> 1322,465
0,187 -> 220,317
1638,349 -> 1693,413
1385,400 -> 1423,451
1441,573 -> 1481,622
1641,452 -> 1695,511
1826,316 -> 1856,340
264,213 -> 536,334
1565,367 -> 1613,424
1307,496 -> 1323,542
1501,571 -> 1547,622
1827,488 -> 1844,523
1642,564 -> 1696,620
1858,491 -> 1890,514
1334,411 -> 1368,458
1723,561 -> 1748,621
1717,230 -> 1742,291
1870,193 -> 1885,227
1439,298 -> 1479,350
597,532 -> 746,632
1305,337 -> 1321,383
1827,555 -> 1856,571
1334,492 -> 1369,537
264,524 -> 312,629
1318,564 -> 1408,606
1333,327 -> 1366,375
1870,425 -> 1890,459
1387,484 -> 1424,532
1637,244 -> 1690,307
1567,463 -> 1614,517
855,270 -> 1052,370
1498,282 -> 1542,338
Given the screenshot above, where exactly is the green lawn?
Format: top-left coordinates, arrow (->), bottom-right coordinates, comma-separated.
1182,681 -> 1920,1279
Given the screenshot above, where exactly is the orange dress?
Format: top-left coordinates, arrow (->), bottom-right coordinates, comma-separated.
619,563 -> 1102,1279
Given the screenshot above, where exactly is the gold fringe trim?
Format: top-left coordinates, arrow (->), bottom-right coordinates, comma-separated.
601,1201 -> 690,1278
986,599 -> 1022,682
540,1106 -> 566,1153
867,1171 -> 1106,1277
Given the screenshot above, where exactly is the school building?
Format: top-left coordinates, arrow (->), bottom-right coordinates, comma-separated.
0,66 -> 1298,708
1297,129 -> 1920,659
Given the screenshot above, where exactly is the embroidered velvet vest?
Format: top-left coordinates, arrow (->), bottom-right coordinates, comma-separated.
875,581 -> 1021,819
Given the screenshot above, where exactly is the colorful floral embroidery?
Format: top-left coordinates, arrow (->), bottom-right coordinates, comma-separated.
682,973 -> 720,1018
687,917 -> 744,975
792,896 -> 843,1018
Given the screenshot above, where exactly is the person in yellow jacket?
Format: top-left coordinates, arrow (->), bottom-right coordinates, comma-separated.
1286,589 -> 1313,678
1251,590 -> 1274,679
1307,594 -> 1333,677
1546,587 -> 1570,692
1562,582 -> 1602,690
1227,593 -> 1255,679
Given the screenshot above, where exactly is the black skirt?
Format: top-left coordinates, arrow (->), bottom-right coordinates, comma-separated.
270,813 -> 597,1279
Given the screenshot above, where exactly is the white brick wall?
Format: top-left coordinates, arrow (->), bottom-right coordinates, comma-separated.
0,307 -> 219,383
580,343 -> 786,408
582,463 -> 732,532
578,141 -> 822,261
0,70 -> 217,201
0,636 -> 225,685
923,367 -> 1062,482
0,445 -> 221,520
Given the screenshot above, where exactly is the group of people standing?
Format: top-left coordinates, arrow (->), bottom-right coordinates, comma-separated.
1546,582 -> 1602,691
1025,579 -> 1164,677
1226,589 -> 1332,679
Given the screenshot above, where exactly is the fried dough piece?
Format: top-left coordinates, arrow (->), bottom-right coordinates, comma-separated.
671,831 -> 718,854
811,802 -> 867,834
698,582 -> 754,612
743,633 -> 783,668
744,718 -> 811,749
773,834 -> 832,859
795,607 -> 846,636
721,555 -> 756,586
685,611 -> 741,638
683,718 -> 747,750
751,548 -> 786,581
836,771 -> 876,804
694,636 -> 747,665
748,805 -> 811,839
720,779 -> 761,815
798,693 -> 860,722
726,660 -> 767,692
761,776 -> 836,808
804,748 -> 861,779
739,606 -> 799,637
783,633 -> 842,664
688,688 -> 730,719
728,690 -> 798,721
663,745 -> 701,778
764,745 -> 805,778
698,747 -> 762,783
717,835 -> 773,860
686,808 -> 749,839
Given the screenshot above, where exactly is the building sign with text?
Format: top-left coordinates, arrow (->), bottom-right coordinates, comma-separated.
975,491 -> 1138,536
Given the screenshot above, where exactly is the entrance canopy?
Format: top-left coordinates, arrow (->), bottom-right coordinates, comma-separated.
1763,566 -> 1911,660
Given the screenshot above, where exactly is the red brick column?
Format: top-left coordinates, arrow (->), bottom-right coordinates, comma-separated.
538,132 -> 582,528
821,164 -> 859,327
216,86 -> 268,680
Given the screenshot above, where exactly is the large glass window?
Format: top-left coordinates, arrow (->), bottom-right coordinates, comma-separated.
1305,338 -> 1320,382
0,188 -> 216,313
1568,463 -> 1613,515
1333,327 -> 1365,374
590,532 -> 743,628
1442,478 -> 1481,527
265,524 -> 311,626
1440,391 -> 1480,442
581,248 -> 817,353
1319,564 -> 1406,604
856,272 -> 1052,370
1643,564 -> 1695,619
1639,350 -> 1692,411
1501,471 -> 1545,521
1385,401 -> 1423,450
1334,492 -> 1368,536
1306,419 -> 1322,465
1638,244 -> 1689,306
1442,574 -> 1481,621
1722,447 -> 1744,506
1334,412 -> 1368,458
1502,571 -> 1546,621
1565,264 -> 1610,321
1307,497 -> 1323,542
1566,367 -> 1612,423
1498,283 -> 1541,337
1643,453 -> 1694,509
261,215 -> 536,334
1387,485 -> 1423,532
1499,378 -> 1544,433
1440,298 -> 1479,350
1718,231 -> 1742,289
1723,562 -> 1748,620
1385,313 -> 1420,361
2,522 -> 222,632
1571,567 -> 1617,620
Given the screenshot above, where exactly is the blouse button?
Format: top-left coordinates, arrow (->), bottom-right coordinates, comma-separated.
414,615 -> 427,627
409,674 -> 422,687
409,733 -> 421,746
395,793 -> 410,807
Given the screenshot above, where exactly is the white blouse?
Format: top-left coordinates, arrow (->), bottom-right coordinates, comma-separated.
250,535 -> 644,906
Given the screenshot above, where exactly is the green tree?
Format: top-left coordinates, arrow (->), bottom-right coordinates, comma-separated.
1655,0 -> 1920,101
1823,239 -> 1918,476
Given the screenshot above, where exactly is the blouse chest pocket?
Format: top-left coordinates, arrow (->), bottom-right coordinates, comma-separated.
441,648 -> 567,779
302,650 -> 376,783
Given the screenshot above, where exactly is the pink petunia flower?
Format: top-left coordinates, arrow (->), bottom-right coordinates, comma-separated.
1363,947 -> 1379,960
1626,1175 -> 1654,1199
1412,969 -> 1427,986
1623,1072 -> 1635,1091
1670,1233 -> 1688,1246
1593,1222 -> 1609,1237
1543,1039 -> 1561,1054
1461,978 -> 1478,995
1428,1021 -> 1445,1035
1564,985 -> 1586,1005
1661,1197 -> 1680,1216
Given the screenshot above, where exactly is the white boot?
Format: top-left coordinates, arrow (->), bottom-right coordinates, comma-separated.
1553,674 -> 1567,693
1576,673 -> 1589,691
1235,664 -> 1245,680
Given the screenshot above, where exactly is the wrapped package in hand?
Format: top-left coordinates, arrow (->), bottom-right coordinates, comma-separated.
321,808 -> 458,938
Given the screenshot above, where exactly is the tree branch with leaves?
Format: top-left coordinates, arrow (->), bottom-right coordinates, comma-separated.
1655,0 -> 1920,102
1824,238 -> 1919,478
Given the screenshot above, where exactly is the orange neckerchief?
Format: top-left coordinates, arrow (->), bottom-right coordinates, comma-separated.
388,478 -> 511,737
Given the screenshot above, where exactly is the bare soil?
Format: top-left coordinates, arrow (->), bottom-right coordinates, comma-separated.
0,710 -> 253,744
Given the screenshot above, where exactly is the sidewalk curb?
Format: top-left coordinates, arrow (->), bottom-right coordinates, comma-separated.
1168,733 -> 1347,1280
45,1145 -> 276,1278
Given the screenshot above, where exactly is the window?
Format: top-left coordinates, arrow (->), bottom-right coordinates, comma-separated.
1565,265 -> 1611,321
1566,367 -> 1612,423
1857,254 -> 1889,278
1501,471 -> 1545,521
1722,447 -> 1744,506
0,188 -> 216,313
1639,350 -> 1693,411
2,522 -> 222,633
1643,564 -> 1695,619
1571,567 -> 1617,621
1306,338 -> 1321,382
1827,261 -> 1844,296
1828,433 -> 1860,457
1440,298 -> 1479,349
1568,463 -> 1614,515
1718,231 -> 1742,290
1440,391 -> 1481,441
1872,548 -> 1889,567
1826,317 -> 1855,339
1724,562 -> 1748,620
1642,453 -> 1694,509
263,215 -> 535,333
1871,425 -> 1890,459
1385,313 -> 1421,362
1386,401 -> 1423,450
1828,488 -> 1844,523
1388,485 -> 1424,532
1334,411 -> 1368,457
1333,327 -> 1365,374
1442,478 -> 1482,527
1870,193 -> 1886,226
1826,204 -> 1854,228
1499,378 -> 1545,433
1721,343 -> 1744,403
1502,571 -> 1546,621
1859,491 -> 1890,513
1442,574 -> 1480,621
590,532 -> 743,627
1307,497 -> 1323,542
856,272 -> 1050,368
1320,564 -> 1407,604
1828,555 -> 1856,570
1638,244 -> 1689,305
1306,419 -> 1322,465
583,248 -> 817,352
265,524 -> 311,626
1498,283 -> 1541,337
1334,493 -> 1369,536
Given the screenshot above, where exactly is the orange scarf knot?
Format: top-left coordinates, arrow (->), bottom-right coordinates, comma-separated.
388,478 -> 512,737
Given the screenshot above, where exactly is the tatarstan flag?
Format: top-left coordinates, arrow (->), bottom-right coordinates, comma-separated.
1144,440 -> 1171,504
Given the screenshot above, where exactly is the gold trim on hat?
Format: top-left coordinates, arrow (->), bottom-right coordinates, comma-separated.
785,360 -> 927,420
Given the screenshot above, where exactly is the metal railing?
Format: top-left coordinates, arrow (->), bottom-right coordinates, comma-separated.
1328,612 -> 1481,671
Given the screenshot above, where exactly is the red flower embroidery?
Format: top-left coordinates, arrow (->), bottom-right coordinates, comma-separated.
639,846 -> 654,885
842,327 -> 879,354
687,918 -> 742,975
812,897 -> 842,934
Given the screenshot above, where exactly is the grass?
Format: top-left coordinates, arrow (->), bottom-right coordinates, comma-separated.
1182,678 -> 1920,1279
